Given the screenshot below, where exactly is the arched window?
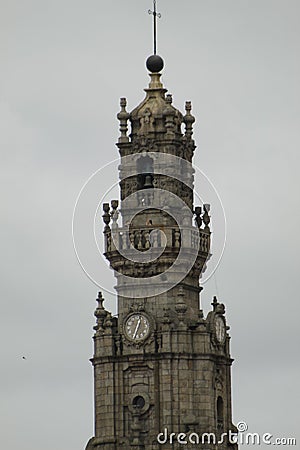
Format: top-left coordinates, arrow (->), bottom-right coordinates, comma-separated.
217,396 -> 224,431
137,155 -> 153,189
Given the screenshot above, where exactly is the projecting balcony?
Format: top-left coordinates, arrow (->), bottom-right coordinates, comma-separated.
104,225 -> 210,255
102,201 -> 211,279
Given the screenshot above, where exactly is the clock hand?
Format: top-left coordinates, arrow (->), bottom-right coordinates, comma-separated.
133,317 -> 141,339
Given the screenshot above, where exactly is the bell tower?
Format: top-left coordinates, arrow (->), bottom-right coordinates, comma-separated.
85,53 -> 238,450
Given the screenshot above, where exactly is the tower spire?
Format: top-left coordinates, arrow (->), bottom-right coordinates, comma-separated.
148,0 -> 161,55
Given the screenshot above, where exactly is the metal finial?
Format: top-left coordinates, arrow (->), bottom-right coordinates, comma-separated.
148,0 -> 161,55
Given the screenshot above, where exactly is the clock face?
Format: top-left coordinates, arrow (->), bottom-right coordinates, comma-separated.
215,316 -> 226,343
124,314 -> 150,341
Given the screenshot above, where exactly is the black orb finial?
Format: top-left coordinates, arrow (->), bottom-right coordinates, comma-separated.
146,54 -> 164,73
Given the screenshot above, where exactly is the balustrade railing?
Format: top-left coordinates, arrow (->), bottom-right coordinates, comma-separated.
102,201 -> 210,255
104,225 -> 210,254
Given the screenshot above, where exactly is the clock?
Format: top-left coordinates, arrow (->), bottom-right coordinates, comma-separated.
215,316 -> 226,343
124,313 -> 151,342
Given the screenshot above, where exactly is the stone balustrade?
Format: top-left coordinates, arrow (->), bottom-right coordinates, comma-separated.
102,201 -> 211,257
104,225 -> 210,255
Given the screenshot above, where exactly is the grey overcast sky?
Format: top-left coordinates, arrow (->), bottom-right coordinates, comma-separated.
1,1 -> 299,449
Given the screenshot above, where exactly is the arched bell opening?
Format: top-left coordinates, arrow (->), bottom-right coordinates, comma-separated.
137,155 -> 154,189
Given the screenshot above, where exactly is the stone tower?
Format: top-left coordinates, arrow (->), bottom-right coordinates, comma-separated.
85,55 -> 238,449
